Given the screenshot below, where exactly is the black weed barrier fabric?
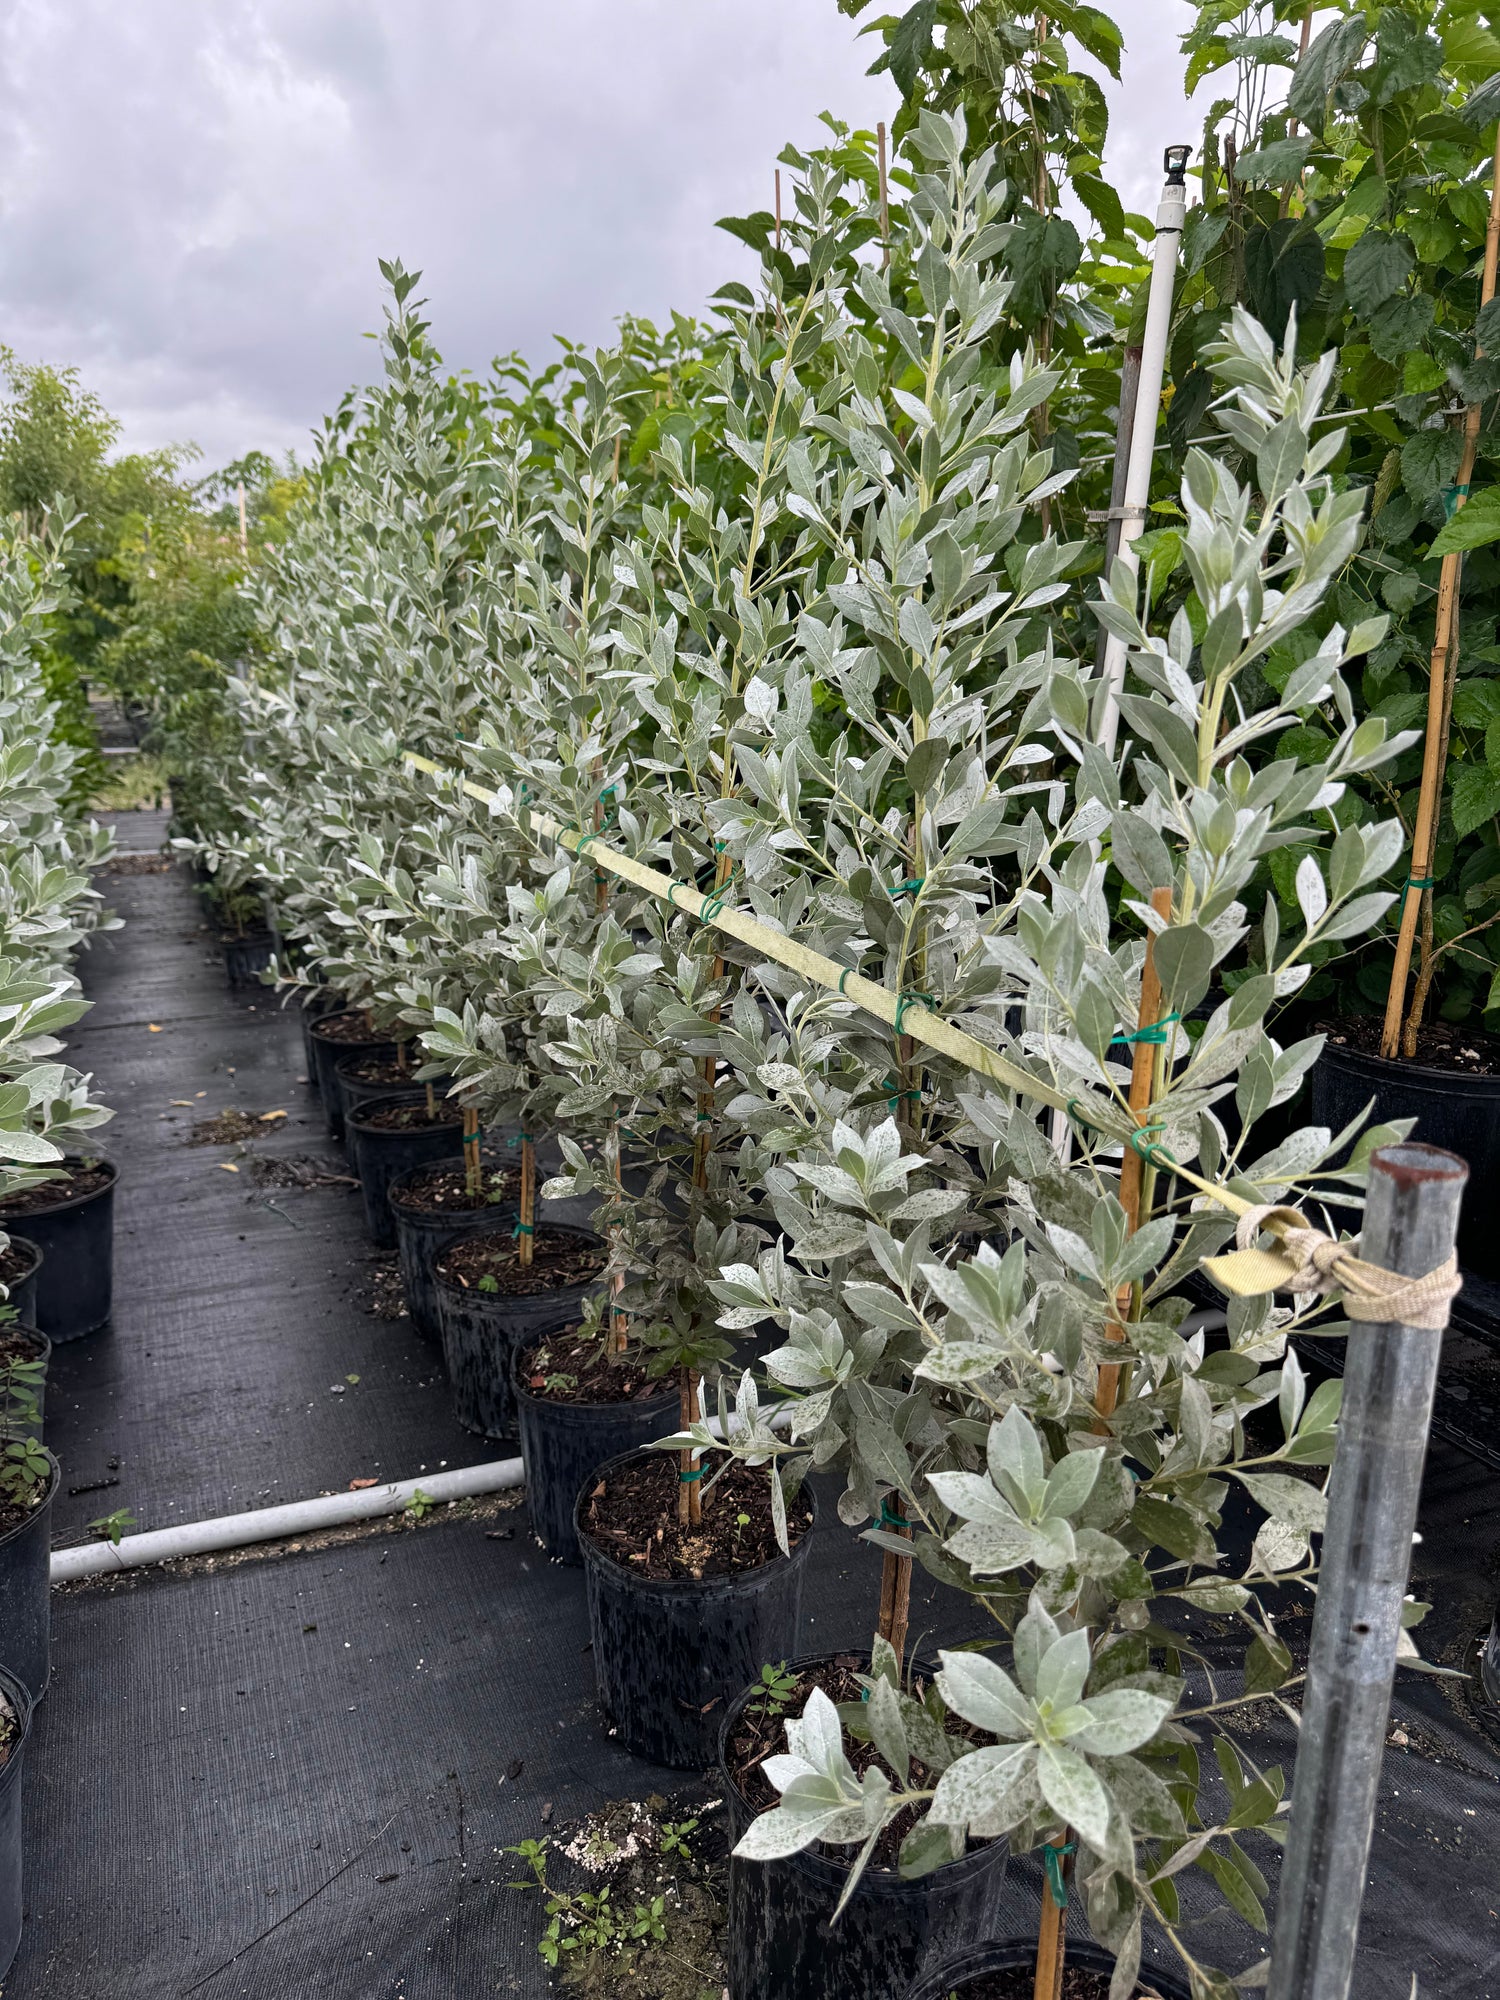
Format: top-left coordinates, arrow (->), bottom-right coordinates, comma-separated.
6,820 -> 1500,1999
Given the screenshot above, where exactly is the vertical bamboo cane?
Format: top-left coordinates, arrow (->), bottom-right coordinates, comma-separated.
877,121 -> 890,271
517,1131 -> 536,1269
462,1104 -> 481,1197
1038,889 -> 1172,2000
1381,128 -> 1500,1059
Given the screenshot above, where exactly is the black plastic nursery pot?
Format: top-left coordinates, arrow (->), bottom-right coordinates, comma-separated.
0,1663 -> 33,1983
308,1011 -> 397,1141
0,1325 -> 49,1439
0,1159 -> 117,1342
904,1938 -> 1193,2000
1310,1037 -> 1500,1281
511,1348 -> 678,1567
0,1454 -> 58,1701
578,1451 -> 816,1771
719,1657 -> 1008,2000
435,1221 -> 605,1438
347,1094 -> 464,1249
334,1052 -> 447,1167
0,1237 -> 41,1326
388,1156 -> 516,1343
221,931 -> 274,989
297,987 -> 345,1099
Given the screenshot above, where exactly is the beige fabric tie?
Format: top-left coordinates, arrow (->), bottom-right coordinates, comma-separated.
1202,1204 -> 1462,1329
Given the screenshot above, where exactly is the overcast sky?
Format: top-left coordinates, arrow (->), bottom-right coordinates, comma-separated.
0,0 -> 1205,473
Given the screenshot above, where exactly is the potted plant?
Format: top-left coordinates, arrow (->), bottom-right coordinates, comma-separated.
0,1665 -> 33,1980
0,1239 -> 42,1328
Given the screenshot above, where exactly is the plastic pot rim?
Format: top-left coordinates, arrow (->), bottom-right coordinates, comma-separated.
0,1660 -> 34,1799
1318,1037 -> 1500,1094
433,1218 -> 604,1294
0,1451 -> 59,1557
575,1445 -> 817,1596
0,1156 -> 117,1223
0,1236 -> 42,1282
348,1091 -> 464,1137
902,1935 -> 1192,2000
509,1347 -> 678,1422
308,1010 -> 394,1049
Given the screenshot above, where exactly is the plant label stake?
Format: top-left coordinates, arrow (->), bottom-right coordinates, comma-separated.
1097,145 -> 1190,755
1267,1143 -> 1467,2000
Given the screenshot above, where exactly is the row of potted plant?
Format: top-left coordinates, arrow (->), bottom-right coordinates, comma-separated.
0,512 -> 118,1980
158,89 -> 1464,1997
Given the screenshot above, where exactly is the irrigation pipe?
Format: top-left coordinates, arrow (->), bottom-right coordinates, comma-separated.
50,1403 -> 782,1584
50,1460 -> 524,1583
402,751 -> 1259,1228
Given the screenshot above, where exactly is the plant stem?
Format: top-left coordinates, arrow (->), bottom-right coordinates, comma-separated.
462,1104 -> 481,1197
425,1079 -> 436,1119
1382,125 -> 1500,1058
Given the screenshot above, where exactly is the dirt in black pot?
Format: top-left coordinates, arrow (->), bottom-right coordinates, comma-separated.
0,1326 -> 45,1367
437,1225 -> 603,1296
948,1968 -> 1179,1999
0,1690 -> 19,1766
342,1050 -> 426,1087
0,1160 -> 113,1216
218,929 -> 272,948
578,1452 -> 810,1583
0,1242 -> 37,1287
391,1160 -> 520,1215
517,1328 -> 666,1406
1318,1015 -> 1500,1077
728,1654 -> 978,1866
355,1099 -> 462,1133
313,1011 -> 390,1046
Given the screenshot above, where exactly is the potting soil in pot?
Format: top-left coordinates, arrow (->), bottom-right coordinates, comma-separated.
392,1159 -> 519,1217
579,1452 -> 809,1580
518,1328 -> 663,1407
437,1224 -> 604,1297
0,1160 -> 113,1217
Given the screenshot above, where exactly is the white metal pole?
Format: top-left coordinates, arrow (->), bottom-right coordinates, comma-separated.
1096,146 -> 1190,756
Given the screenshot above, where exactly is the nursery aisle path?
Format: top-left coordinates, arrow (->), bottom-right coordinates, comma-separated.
4,819 -> 1499,2000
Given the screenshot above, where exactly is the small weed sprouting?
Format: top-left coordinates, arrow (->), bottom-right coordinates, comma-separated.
658,1817 -> 698,1863
0,1434 -> 49,1512
544,1372 -> 576,1395
476,1274 -> 500,1295
404,1486 -> 437,1522
749,1661 -> 798,1725
87,1507 -> 137,1545
505,1837 -> 667,1968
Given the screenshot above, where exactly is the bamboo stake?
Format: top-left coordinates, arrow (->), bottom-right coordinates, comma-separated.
462,1103 -> 482,1197
1381,127 -> 1500,1059
1038,890 -> 1172,2000
402,751 -> 1259,1224
518,1131 -> 536,1268
877,121 -> 890,270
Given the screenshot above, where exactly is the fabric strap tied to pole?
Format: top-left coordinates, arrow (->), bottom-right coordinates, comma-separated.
1203,1204 -> 1462,1328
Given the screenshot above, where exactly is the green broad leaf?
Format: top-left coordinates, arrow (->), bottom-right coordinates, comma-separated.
1239,1472 -> 1328,1536
1429,489 -> 1500,558
1151,923 -> 1217,1014
1243,1631 -> 1293,1697
1232,137 -> 1312,187
1451,765 -> 1500,839
897,1817 -> 963,1879
1402,428 -> 1461,503
1036,1742 -> 1111,1851
1073,173 -> 1125,243
1343,230 -> 1415,315
1130,1495 -> 1216,1566
1200,1844 -> 1268,1932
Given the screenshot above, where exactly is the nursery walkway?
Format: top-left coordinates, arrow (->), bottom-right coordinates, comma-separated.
4,818 -> 1500,2000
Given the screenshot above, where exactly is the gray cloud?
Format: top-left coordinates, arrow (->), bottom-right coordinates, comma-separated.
0,0 -> 1208,470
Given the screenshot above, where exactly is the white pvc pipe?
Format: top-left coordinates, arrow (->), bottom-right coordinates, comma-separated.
1097,148 -> 1190,756
50,1458 -> 525,1583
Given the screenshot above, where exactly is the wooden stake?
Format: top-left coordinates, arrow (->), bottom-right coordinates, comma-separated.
877,121 -> 890,270
877,1523 -> 913,1665
1381,128 -> 1500,1060
609,1119 -> 628,1357
518,1132 -> 536,1268
462,1104 -> 482,1197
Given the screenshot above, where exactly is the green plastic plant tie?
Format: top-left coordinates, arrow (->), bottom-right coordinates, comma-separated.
883,1075 -> 920,1111
894,989 -> 935,1036
700,859 -> 743,923
1066,1099 -> 1179,1175
838,968 -> 854,996
512,1219 -> 535,1238
1405,876 -> 1435,890
886,877 -> 925,899
1444,481 -> 1471,519
1111,1010 -> 1180,1048
878,1499 -> 912,1531
678,1465 -> 704,1483
1043,1841 -> 1077,1908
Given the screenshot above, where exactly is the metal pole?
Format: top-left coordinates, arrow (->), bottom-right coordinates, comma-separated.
1094,342 -> 1143,677
1267,1142 -> 1468,2000
1096,146 -> 1190,755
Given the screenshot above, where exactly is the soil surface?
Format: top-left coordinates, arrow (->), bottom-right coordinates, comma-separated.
390,1159 -> 520,1216
1319,1014 -> 1500,1077
0,1326 -> 46,1366
0,1160 -> 113,1216
948,1971 -> 1163,1999
217,930 -> 272,949
340,1051 -> 424,1086
102,852 -> 172,876
578,1452 -> 810,1582
437,1225 -> 603,1297
355,1099 -> 462,1133
0,1689 -> 17,1766
189,1109 -> 274,1146
312,1012 -> 390,1046
518,1328 -> 667,1407
729,1654 -> 984,1866
0,1464 -> 48,1537
0,1241 -> 37,1287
